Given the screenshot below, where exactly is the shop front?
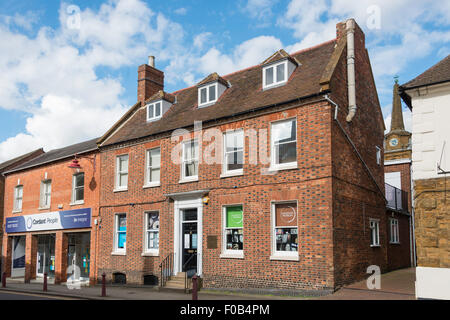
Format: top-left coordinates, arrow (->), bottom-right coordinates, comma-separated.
4,208 -> 92,283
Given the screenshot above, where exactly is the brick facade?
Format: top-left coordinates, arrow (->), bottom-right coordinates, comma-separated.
95,20 -> 393,292
1,152 -> 100,284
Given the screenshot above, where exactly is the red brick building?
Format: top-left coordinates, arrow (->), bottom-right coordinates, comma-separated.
94,19 -> 394,293
0,148 -> 44,280
1,139 -> 100,285
384,80 -> 414,271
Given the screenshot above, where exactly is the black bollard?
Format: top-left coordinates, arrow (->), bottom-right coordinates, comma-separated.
43,272 -> 48,292
2,272 -> 6,288
101,273 -> 106,297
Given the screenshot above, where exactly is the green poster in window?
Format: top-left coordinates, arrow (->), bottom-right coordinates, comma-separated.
226,207 -> 243,228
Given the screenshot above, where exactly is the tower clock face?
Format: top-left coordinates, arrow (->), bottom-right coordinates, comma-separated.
390,138 -> 399,147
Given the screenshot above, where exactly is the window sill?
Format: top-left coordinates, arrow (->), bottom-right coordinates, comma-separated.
179,177 -> 198,184
143,183 -> 160,189
270,254 -> 299,261
142,252 -> 159,257
111,251 -> 126,256
370,245 -> 381,248
113,188 -> 128,193
70,201 -> 85,206
389,242 -> 400,245
220,171 -> 244,179
268,163 -> 298,172
220,252 -> 244,259
12,210 -> 22,214
38,206 -> 51,211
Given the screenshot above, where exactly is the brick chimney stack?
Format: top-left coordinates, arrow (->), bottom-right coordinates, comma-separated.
137,56 -> 164,104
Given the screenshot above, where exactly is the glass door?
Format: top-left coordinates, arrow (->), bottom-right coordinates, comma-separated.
181,209 -> 198,277
36,235 -> 55,278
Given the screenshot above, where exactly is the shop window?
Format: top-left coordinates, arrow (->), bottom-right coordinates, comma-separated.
13,185 -> 23,212
72,173 -> 85,204
222,206 -> 244,257
181,140 -> 199,181
271,119 -> 297,170
145,148 -> 160,186
223,130 -> 244,175
145,212 -> 159,253
114,214 -> 127,253
115,154 -> 129,190
370,219 -> 380,247
390,218 -> 400,244
272,202 -> 298,258
39,180 -> 52,209
113,272 -> 126,284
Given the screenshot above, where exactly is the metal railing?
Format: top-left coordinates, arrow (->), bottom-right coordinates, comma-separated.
183,253 -> 197,292
159,253 -> 173,288
385,183 -> 409,212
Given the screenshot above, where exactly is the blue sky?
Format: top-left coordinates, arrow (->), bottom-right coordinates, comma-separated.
0,0 -> 449,161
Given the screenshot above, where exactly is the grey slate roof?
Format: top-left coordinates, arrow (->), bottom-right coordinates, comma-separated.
0,148 -> 44,172
4,138 -> 99,174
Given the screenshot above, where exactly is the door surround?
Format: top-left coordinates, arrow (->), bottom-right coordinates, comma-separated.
168,190 -> 208,276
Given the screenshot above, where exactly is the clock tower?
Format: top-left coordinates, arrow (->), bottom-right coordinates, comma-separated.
384,78 -> 412,161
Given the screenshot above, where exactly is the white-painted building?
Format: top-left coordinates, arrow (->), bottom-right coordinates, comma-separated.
400,54 -> 450,300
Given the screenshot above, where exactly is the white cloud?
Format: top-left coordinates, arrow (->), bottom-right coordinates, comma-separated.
242,0 -> 277,21
0,0 -> 187,162
384,109 -> 412,134
174,8 -> 187,16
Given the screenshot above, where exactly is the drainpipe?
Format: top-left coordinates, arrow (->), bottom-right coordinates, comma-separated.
346,19 -> 357,122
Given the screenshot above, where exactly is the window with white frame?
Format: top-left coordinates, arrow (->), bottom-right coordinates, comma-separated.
40,180 -> 51,209
115,155 -> 129,190
146,148 -> 160,186
273,202 -> 298,255
223,130 -> 244,175
198,83 -> 218,107
370,219 -> 380,247
263,61 -> 288,89
114,214 -> 127,253
13,185 -> 23,212
72,173 -> 84,204
147,101 -> 162,121
181,140 -> 199,180
390,218 -> 400,244
271,119 -> 297,169
145,212 -> 159,253
376,146 -> 382,165
223,206 -> 244,254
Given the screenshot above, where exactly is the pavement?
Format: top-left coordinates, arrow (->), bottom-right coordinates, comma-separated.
0,268 -> 416,300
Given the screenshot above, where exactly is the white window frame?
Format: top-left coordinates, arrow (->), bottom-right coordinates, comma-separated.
220,205 -> 244,259
270,118 -> 298,171
113,213 -> 127,254
263,60 -> 288,90
143,211 -> 160,255
181,139 -> 199,182
39,180 -> 51,209
13,185 -> 23,212
198,83 -> 218,107
389,218 -> 400,244
270,201 -> 299,261
370,219 -> 380,247
222,130 -> 244,177
146,100 -> 162,122
376,146 -> 382,165
145,147 -> 161,187
71,173 -> 85,205
115,154 -> 129,191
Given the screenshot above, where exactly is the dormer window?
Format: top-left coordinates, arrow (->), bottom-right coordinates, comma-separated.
147,101 -> 162,122
198,83 -> 218,107
263,60 -> 288,89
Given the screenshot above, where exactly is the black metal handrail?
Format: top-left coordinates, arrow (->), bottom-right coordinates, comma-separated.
183,253 -> 197,292
385,183 -> 409,212
159,252 -> 173,288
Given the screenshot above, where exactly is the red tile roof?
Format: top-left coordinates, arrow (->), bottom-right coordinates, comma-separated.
100,40 -> 337,146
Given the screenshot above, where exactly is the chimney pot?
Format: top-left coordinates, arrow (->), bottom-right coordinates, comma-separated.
149,56 -> 155,67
